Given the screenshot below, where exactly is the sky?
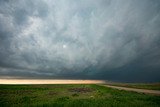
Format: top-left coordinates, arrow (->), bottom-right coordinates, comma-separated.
0,0 -> 160,82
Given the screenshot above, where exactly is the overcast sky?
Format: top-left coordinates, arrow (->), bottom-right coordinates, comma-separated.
0,0 -> 160,82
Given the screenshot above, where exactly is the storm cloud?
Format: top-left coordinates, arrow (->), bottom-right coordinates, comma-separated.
0,0 -> 160,82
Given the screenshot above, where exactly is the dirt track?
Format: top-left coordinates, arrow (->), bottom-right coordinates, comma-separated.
102,85 -> 160,96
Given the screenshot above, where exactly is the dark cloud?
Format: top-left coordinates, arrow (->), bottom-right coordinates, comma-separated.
0,0 -> 160,82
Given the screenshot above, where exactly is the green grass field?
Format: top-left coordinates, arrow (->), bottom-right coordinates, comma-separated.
0,84 -> 160,107
105,83 -> 160,90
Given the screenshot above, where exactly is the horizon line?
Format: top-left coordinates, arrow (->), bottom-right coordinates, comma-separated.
0,79 -> 106,84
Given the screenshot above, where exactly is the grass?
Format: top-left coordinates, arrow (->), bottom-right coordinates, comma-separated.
105,83 -> 160,90
0,84 -> 160,107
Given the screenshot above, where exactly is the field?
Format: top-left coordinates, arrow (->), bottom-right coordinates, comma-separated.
0,84 -> 160,107
105,83 -> 160,90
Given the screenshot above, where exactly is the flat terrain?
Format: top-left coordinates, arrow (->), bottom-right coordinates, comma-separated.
105,83 -> 160,90
0,84 -> 160,107
102,85 -> 160,96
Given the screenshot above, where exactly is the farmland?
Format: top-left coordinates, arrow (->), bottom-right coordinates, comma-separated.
105,83 -> 160,90
0,84 -> 160,107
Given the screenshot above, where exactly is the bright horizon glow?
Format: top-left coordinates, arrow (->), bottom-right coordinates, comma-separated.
0,79 -> 105,84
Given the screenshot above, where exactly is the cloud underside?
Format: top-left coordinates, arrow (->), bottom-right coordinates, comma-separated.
0,0 -> 160,82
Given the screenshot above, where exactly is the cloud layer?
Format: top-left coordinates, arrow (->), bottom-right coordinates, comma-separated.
0,0 -> 160,82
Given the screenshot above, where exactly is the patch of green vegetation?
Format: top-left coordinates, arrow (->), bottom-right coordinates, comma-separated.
106,83 -> 160,90
72,93 -> 79,97
56,96 -> 70,102
0,84 -> 160,107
